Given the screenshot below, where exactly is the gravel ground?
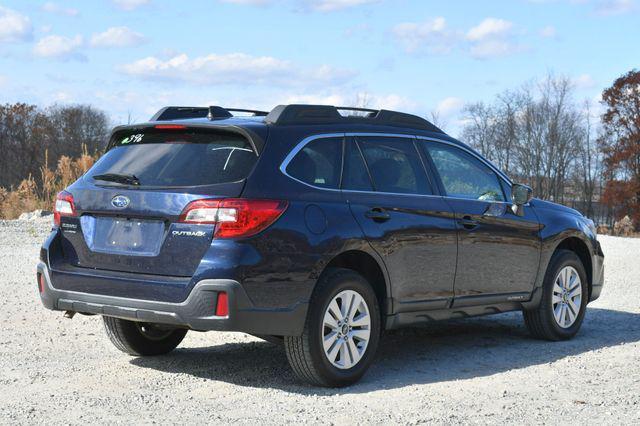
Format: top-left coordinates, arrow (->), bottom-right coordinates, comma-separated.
0,216 -> 639,425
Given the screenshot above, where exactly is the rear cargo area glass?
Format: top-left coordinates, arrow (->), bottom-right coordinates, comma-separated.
88,129 -> 257,187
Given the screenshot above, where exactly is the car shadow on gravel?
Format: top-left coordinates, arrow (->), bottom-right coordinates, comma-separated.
130,307 -> 640,394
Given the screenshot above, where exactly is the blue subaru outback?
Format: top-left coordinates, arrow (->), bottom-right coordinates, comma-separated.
38,104 -> 604,387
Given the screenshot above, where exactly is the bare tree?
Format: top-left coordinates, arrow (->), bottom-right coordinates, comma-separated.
460,75 -> 601,214
0,103 -> 109,189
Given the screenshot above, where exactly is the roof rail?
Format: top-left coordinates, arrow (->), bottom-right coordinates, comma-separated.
225,108 -> 269,117
264,104 -> 443,133
150,106 -> 269,121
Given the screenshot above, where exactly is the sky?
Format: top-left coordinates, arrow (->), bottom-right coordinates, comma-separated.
0,0 -> 638,136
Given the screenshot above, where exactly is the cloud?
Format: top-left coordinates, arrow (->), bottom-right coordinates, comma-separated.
33,34 -> 85,60
309,0 -> 380,12
90,27 -> 145,48
573,73 -> 596,89
469,40 -> 522,58
218,0 -> 380,11
596,0 -> 637,15
119,52 -> 356,87
527,0 -> 637,15
219,0 -> 271,4
279,92 -> 418,112
0,6 -> 33,43
466,18 -> 513,41
525,0 -> 588,3
42,2 -> 79,17
283,93 -> 349,105
392,17 -> 522,59
539,25 -> 557,38
0,75 -> 7,87
112,0 -> 150,11
435,97 -> 464,117
373,94 -> 419,111
392,17 -> 458,54
465,18 -> 522,59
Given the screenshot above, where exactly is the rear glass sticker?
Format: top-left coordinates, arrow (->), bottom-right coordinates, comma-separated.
120,133 -> 144,145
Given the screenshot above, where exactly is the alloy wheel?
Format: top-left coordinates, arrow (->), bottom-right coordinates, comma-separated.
321,290 -> 371,369
552,266 -> 582,328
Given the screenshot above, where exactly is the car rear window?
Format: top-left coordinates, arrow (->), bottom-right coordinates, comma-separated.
87,129 -> 257,187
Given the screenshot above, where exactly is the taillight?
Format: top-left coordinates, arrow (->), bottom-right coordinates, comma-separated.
53,190 -> 76,226
179,198 -> 288,238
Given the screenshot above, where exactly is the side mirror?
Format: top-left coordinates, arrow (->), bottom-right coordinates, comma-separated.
511,184 -> 533,214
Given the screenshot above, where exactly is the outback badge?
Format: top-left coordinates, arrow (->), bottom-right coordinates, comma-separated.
111,195 -> 130,209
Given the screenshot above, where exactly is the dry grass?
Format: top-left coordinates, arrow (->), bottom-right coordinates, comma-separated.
0,146 -> 96,219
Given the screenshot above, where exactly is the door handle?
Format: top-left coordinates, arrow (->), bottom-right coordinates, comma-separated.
459,215 -> 478,230
365,207 -> 390,222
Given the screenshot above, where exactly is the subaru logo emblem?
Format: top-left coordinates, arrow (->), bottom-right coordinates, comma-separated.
111,195 -> 130,209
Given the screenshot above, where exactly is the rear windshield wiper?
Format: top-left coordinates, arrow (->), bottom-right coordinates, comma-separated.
92,173 -> 141,186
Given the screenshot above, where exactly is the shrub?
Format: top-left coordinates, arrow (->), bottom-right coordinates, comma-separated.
0,146 -> 99,219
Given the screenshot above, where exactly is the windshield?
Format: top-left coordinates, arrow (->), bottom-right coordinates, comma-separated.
87,129 -> 257,187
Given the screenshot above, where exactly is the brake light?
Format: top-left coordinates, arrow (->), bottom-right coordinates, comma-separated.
53,191 -> 76,226
154,124 -> 187,130
215,292 -> 228,317
179,198 -> 288,238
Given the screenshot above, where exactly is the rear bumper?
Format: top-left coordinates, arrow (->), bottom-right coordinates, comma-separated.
37,262 -> 307,336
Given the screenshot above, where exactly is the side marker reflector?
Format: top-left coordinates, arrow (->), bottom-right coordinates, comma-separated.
215,292 -> 229,317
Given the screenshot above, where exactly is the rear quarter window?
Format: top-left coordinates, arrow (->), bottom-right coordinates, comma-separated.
285,137 -> 342,189
87,129 -> 257,187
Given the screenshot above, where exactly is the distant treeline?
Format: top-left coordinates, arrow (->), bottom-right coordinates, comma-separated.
0,103 -> 109,190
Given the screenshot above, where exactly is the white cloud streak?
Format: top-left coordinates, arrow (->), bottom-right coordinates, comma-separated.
596,0 -> 637,15
119,52 -> 356,87
309,0 -> 380,12
112,0 -> 150,11
42,2 -> 79,17
90,27 -> 145,48
393,17 -> 522,59
0,6 -> 32,43
219,0 -> 271,4
33,34 -> 84,60
392,17 -> 458,54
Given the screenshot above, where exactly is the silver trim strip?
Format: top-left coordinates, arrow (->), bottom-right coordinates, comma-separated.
279,132 -> 514,199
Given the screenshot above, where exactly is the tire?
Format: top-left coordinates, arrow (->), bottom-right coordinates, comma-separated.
102,316 -> 188,356
523,250 -> 589,341
284,268 -> 381,387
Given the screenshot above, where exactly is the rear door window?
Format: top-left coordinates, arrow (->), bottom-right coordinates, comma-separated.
286,137 -> 342,189
88,129 -> 257,187
356,136 -> 432,195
